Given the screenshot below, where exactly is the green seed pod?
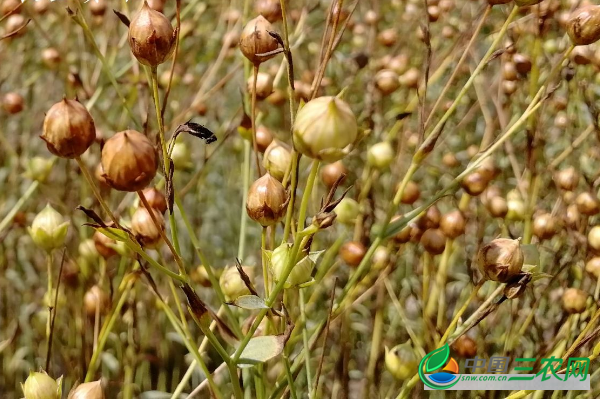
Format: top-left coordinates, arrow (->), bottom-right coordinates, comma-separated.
367,141 -> 395,169
293,96 -> 358,162
333,198 -> 360,225
28,204 -> 69,252
220,266 -> 253,301
385,344 -> 418,380
263,140 -> 292,181
25,157 -> 54,183
22,371 -> 62,399
567,5 -> 600,46
269,243 -> 317,288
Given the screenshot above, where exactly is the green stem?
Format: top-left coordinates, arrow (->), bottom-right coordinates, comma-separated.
85,280 -> 134,382
150,67 -> 184,267
425,5 -> 518,142
0,180 -> 39,235
158,299 -> 224,398
45,251 -> 53,365
232,162 -> 320,363
299,289 -> 313,396
298,160 -> 320,232
262,227 -> 270,297
239,140 -> 251,259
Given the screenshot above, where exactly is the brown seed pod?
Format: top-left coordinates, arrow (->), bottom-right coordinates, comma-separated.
2,92 -> 24,114
576,192 -> 600,215
386,54 -> 409,75
420,228 -> 446,255
564,203 -> 581,229
340,241 -> 367,267
191,265 -> 213,287
585,257 -> 600,279
255,0 -> 282,22
418,206 -> 441,230
141,187 -> 168,214
41,98 -> 96,158
321,161 -> 347,188
95,163 -> 110,190
461,171 -> 489,196
440,210 -> 466,239
89,0 -> 107,16
132,207 -> 164,248
513,53 -> 532,74
101,130 -> 158,192
68,380 -> 105,399
502,80 -> 517,95
391,216 -> 411,244
378,28 -> 398,47
248,72 -> 274,100
246,173 -> 289,226
84,285 -> 110,317
93,230 -> 117,259
484,196 -> 505,218
502,61 -> 518,81
533,213 -> 558,240
554,166 -> 579,191
375,70 -> 400,95
400,181 -> 420,204
567,5 -> 600,46
399,68 -> 420,89
255,125 -> 274,152
427,5 -> 440,22
588,226 -> 600,251
442,152 -> 460,168
1,0 -> 20,15
562,288 -> 588,314
477,238 -> 524,283
41,48 -> 61,69
5,13 -> 25,36
452,336 -> 477,358
128,1 -> 176,66
239,15 -> 279,65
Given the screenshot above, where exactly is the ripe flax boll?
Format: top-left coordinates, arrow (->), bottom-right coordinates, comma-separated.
41,98 -> 96,158
100,130 -> 158,192
128,1 -> 176,66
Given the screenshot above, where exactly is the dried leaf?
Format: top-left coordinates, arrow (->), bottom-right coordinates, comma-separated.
113,9 -> 130,27
235,258 -> 258,296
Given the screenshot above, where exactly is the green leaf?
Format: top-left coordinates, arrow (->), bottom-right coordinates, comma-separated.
229,295 -> 269,310
425,344 -> 449,373
235,335 -> 285,367
97,227 -> 130,242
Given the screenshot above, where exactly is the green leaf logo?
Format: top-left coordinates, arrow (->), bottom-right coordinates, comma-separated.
425,344 -> 450,373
